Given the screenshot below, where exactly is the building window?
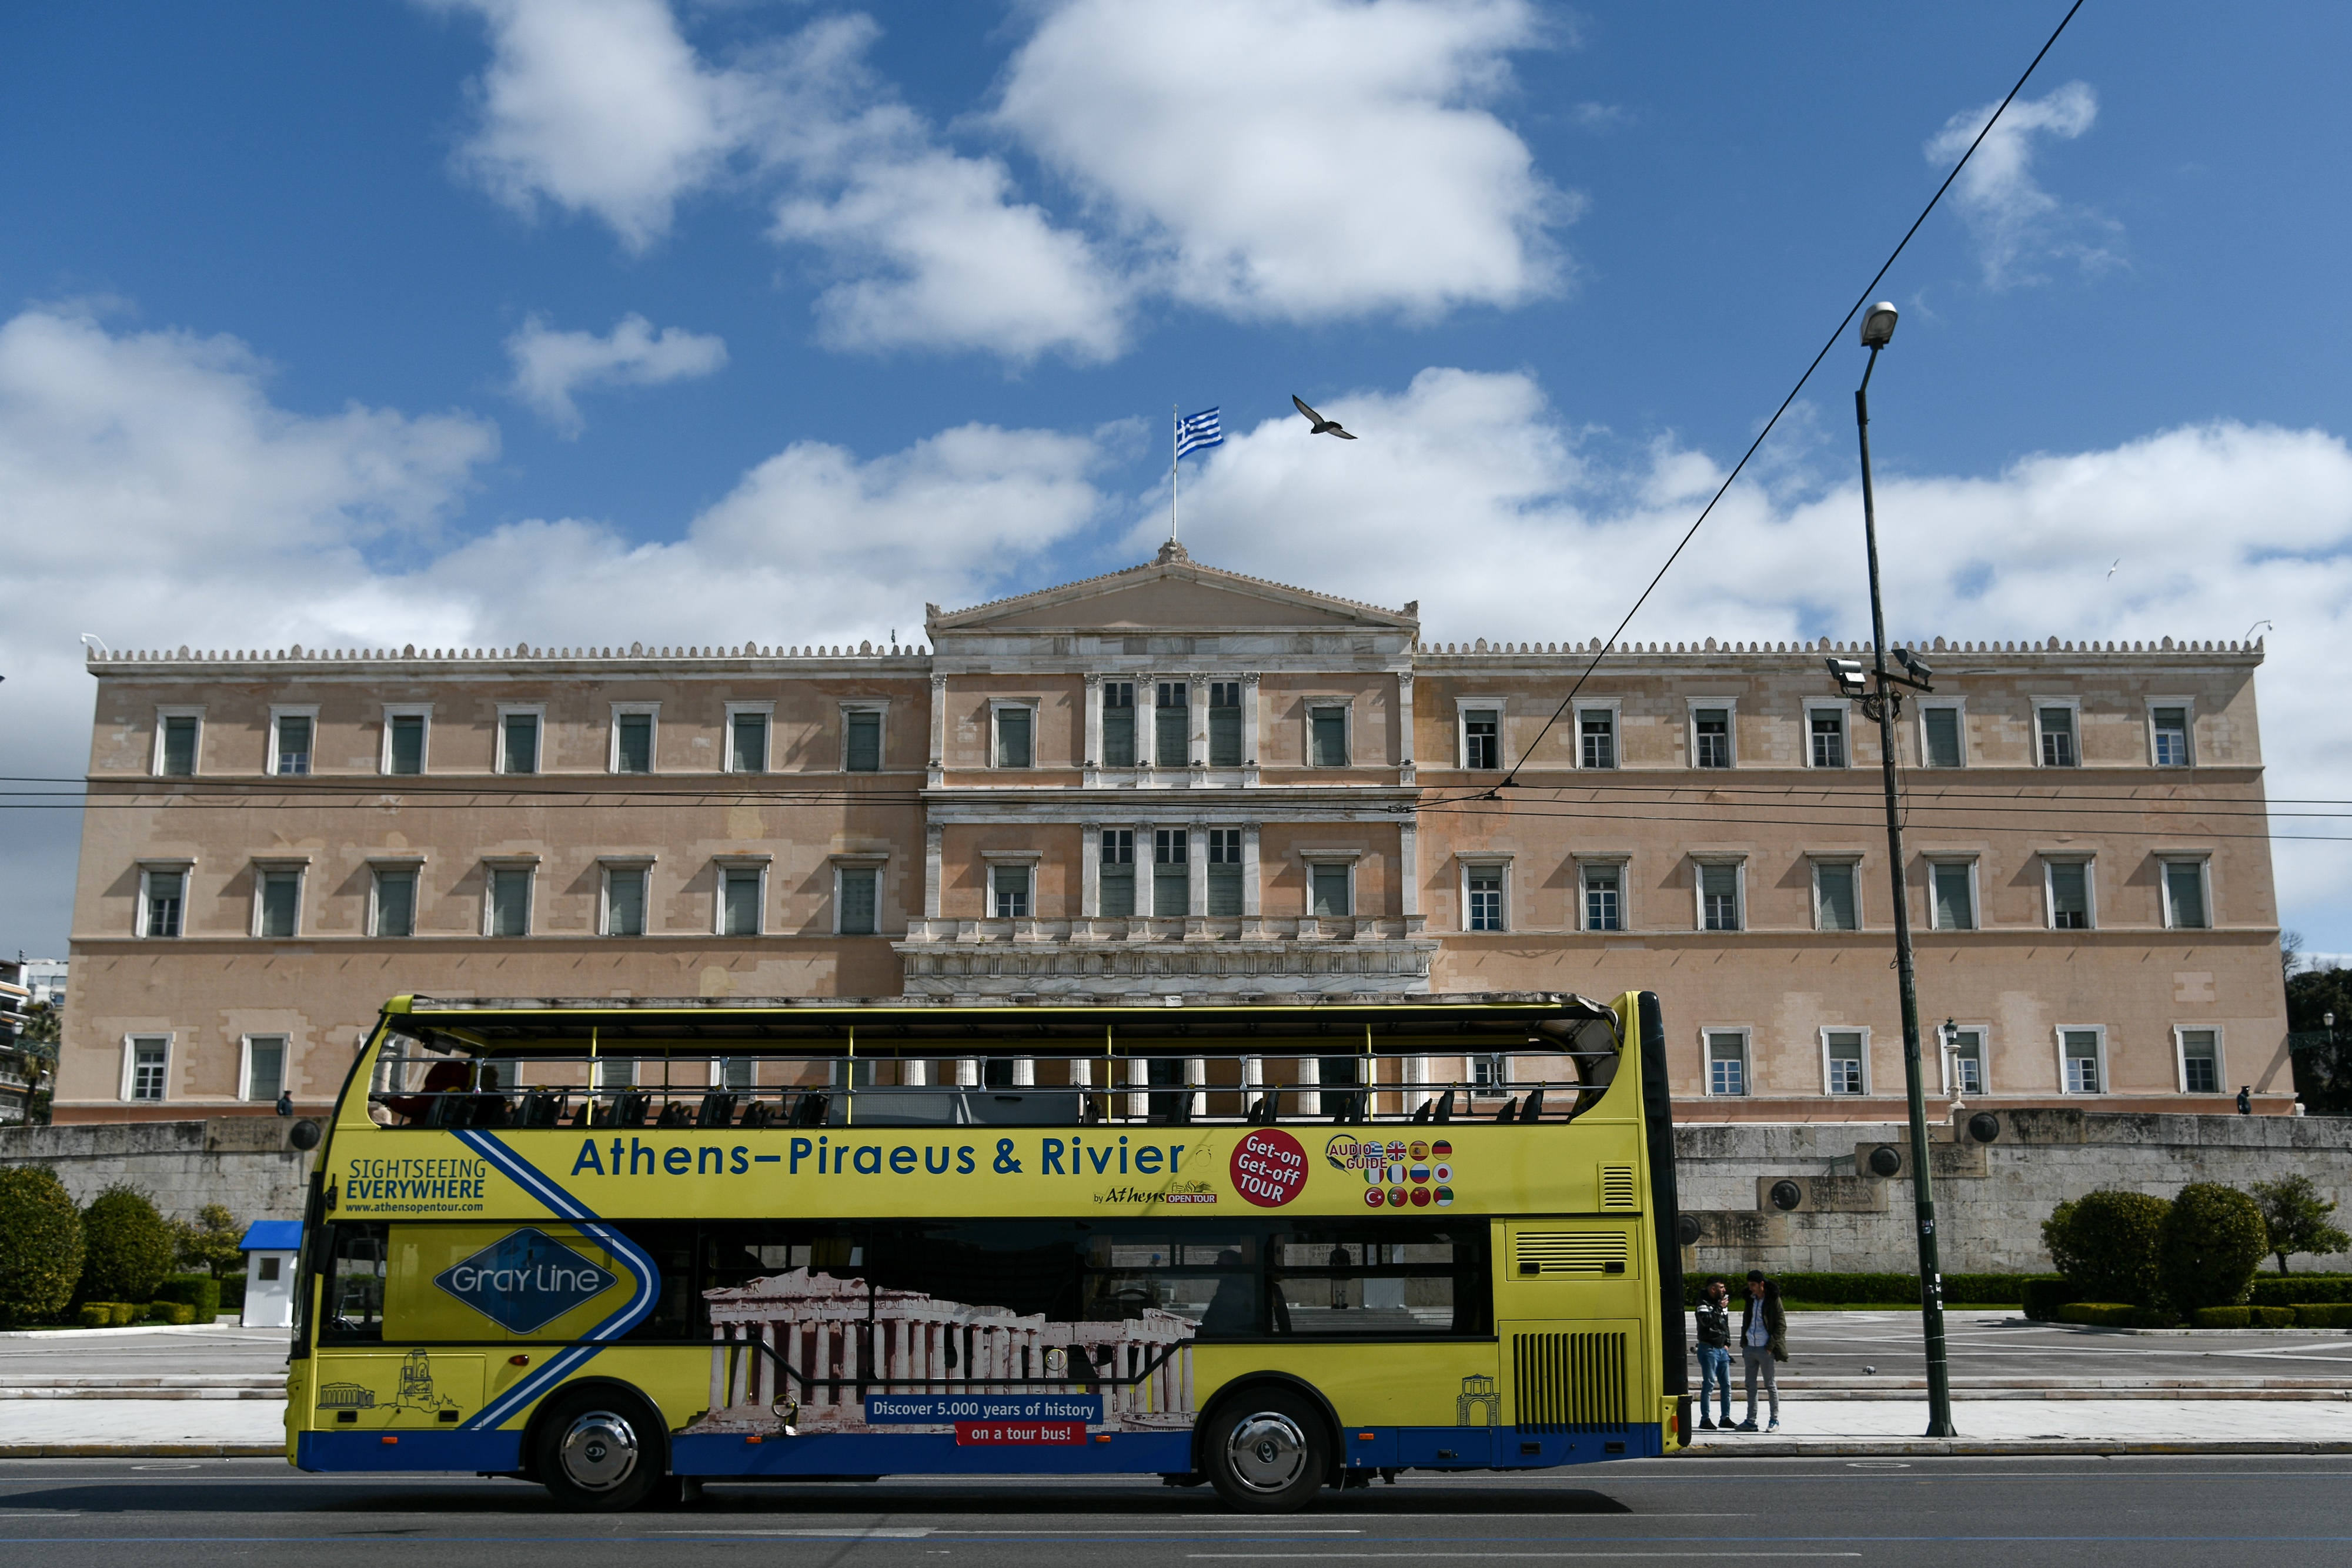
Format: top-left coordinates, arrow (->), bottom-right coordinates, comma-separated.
383,713 -> 426,776
1100,830 -> 1135,917
1947,1027 -> 1985,1095
845,709 -> 883,773
372,866 -> 417,938
612,710 -> 656,774
729,708 -> 770,774
2061,1028 -> 2104,1094
1101,682 -> 1135,768
1208,682 -> 1244,767
837,865 -> 879,935
1693,707 -> 1732,768
1814,861 -> 1859,931
1583,864 -> 1623,932
270,711 -> 314,776
139,868 -> 186,938
603,865 -> 649,937
487,865 -> 533,937
2037,705 -> 2078,768
1706,1031 -> 1748,1096
1309,862 -> 1352,918
1207,828 -> 1244,917
1930,860 -> 1976,931
1579,708 -> 1616,770
1466,864 -> 1505,932
721,1057 -> 757,1092
243,1036 -> 287,1104
994,704 -> 1034,770
1462,707 -> 1500,770
2046,859 -> 2092,930
126,1035 -> 169,1102
991,864 -> 1033,919
1809,708 -> 1848,769
1922,706 -> 1964,768
1155,681 -> 1189,766
255,865 -> 302,940
1825,1030 -> 1868,1095
2178,1028 -> 2221,1095
1309,705 -> 1349,767
1152,830 -> 1189,917
2163,859 -> 2210,930
1699,862 -> 1740,932
158,713 -> 201,777
2151,705 -> 2191,768
720,865 -> 764,937
499,710 -> 541,775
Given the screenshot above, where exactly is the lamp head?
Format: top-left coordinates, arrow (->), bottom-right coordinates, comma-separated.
1860,301 -> 1899,350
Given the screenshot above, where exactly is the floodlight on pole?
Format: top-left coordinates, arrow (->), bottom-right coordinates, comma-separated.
1861,301 -> 1900,349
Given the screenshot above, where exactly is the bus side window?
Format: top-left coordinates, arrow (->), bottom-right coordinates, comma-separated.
613,1223 -> 697,1340
1268,1223 -> 1491,1337
322,1223 -> 389,1341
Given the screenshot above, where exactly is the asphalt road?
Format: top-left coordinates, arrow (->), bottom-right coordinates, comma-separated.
1,1456 -> 2346,1566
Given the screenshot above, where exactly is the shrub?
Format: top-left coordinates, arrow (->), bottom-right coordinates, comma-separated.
143,1301 -> 195,1326
77,1303 -> 117,1329
78,1186 -> 178,1307
2044,1189 -> 2171,1306
2157,1183 -> 2270,1311
108,1302 -> 138,1326
2193,1305 -> 2251,1328
2022,1278 -> 2074,1321
2248,1274 -> 2352,1307
0,1166 -> 86,1326
172,1204 -> 246,1280
2294,1303 -> 2352,1328
2253,1306 -> 2297,1328
153,1273 -> 222,1322
219,1273 -> 247,1312
1946,1273 -> 2050,1306
2247,1175 -> 2351,1273
2056,1302 -> 2145,1326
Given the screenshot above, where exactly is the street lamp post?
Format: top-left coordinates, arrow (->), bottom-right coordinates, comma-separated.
1848,301 -> 1957,1437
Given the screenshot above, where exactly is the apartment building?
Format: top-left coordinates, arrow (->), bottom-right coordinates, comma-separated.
55,544 -> 2287,1124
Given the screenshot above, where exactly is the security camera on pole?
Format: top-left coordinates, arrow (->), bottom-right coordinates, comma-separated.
1839,300 -> 1957,1438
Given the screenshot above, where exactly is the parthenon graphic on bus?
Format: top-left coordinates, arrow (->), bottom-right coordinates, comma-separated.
691,1268 -> 1198,1435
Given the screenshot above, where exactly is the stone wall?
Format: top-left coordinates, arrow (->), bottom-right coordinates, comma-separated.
1676,1108 -> 2352,1277
0,1118 -> 315,1225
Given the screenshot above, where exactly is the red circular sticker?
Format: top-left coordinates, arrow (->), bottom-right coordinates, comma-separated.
1231,1128 -> 1309,1207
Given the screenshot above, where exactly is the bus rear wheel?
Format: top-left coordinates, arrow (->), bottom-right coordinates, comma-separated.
1203,1389 -> 1330,1514
534,1388 -> 664,1512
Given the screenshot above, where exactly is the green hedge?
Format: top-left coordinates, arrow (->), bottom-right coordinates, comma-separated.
1945,1274 -> 2050,1305
2256,1306 -> 2297,1328
2193,1306 -> 2251,1328
2294,1303 -> 2352,1328
2056,1302 -> 2172,1327
219,1273 -> 246,1312
142,1301 -> 195,1325
2023,1279 -> 2074,1321
153,1273 -> 222,1322
1682,1272 -> 2050,1309
76,1302 -> 118,1329
2248,1275 -> 2352,1306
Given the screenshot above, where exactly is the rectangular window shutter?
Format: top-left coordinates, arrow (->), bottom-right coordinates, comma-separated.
993,865 -> 1031,919
1311,864 -> 1351,917
1101,863 -> 1135,917
2049,861 -> 2089,928
490,868 -> 530,937
723,870 -> 761,937
839,868 -> 878,935
246,1038 -> 285,1103
607,869 -> 646,937
2180,1029 -> 2219,1093
2166,862 -> 2208,928
278,715 -> 312,775
259,871 -> 300,938
503,714 -> 537,774
616,714 -> 652,774
1208,704 -> 1242,767
1816,864 -> 1856,931
1155,683 -> 1188,765
1700,864 -> 1738,931
731,713 -> 767,773
845,712 -> 882,772
1310,707 -> 1347,767
387,715 -> 425,775
1933,862 -> 1975,930
1101,683 -> 1134,767
1923,708 -> 1962,768
161,716 -> 198,776
1152,830 -> 1188,916
376,870 -> 416,938
1206,863 -> 1242,917
996,707 -> 1032,768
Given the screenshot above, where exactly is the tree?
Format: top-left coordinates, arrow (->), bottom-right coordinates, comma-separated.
0,1167 -> 85,1325
2248,1174 -> 2351,1273
78,1185 -> 177,1305
2157,1183 -> 2270,1310
2042,1189 -> 2170,1306
2284,967 -> 2352,1116
174,1204 -> 245,1278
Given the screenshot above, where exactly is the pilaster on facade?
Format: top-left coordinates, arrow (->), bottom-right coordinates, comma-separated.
923,824 -> 944,920
1242,672 -> 1263,788
1396,671 -> 1416,787
1399,817 -> 1419,918
1082,675 -> 1102,788
926,674 -> 947,788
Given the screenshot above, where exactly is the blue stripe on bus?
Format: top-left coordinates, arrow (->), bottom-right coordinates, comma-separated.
296,1428 -> 524,1473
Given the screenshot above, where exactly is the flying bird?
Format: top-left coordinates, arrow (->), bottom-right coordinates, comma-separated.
2106,559 -> 2120,579
1291,394 -> 1357,440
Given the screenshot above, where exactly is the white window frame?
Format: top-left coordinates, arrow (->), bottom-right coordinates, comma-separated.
249,857 -> 309,940
1454,698 -> 1507,771
989,698 -> 1041,771
2173,1025 -> 2226,1095
136,860 -> 195,938
1459,854 -> 1513,933
607,703 -> 660,775
2042,854 -> 2096,931
713,855 -> 771,937
1804,701 -> 1853,770
1575,700 -> 1623,771
238,1034 -> 290,1103
982,850 -> 1043,919
840,701 -> 891,773
1702,1028 -> 1751,1098
1926,855 -> 1980,932
1821,1026 -> 1873,1096
2056,1024 -> 2109,1096
1578,855 -> 1630,932
482,857 -> 539,938
1301,850 -> 1363,918
152,706 -> 205,777
495,704 -> 547,775
2146,697 -> 2196,768
724,701 -> 776,774
1686,698 -> 1738,770
368,857 -> 425,938
120,1033 -> 172,1102
1692,854 -> 1745,933
1940,1022 -> 1991,1095
2160,854 -> 2213,930
1304,698 -> 1355,769
1810,854 -> 1864,932
2033,696 -> 2083,770
831,853 -> 888,935
379,704 -> 433,776
1916,698 -> 1967,769
598,856 -> 656,937
265,704 -> 320,777
1148,678 -> 1194,770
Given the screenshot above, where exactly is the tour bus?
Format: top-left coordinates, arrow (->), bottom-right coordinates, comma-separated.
289,989 -> 1688,1512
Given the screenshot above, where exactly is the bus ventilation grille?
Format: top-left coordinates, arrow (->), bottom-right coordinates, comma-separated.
1599,1165 -> 1639,1209
1514,1231 -> 1629,1276
1513,1331 -> 1629,1433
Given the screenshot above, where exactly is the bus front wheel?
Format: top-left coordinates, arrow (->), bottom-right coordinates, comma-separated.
1202,1389 -> 1330,1514
533,1388 -> 664,1512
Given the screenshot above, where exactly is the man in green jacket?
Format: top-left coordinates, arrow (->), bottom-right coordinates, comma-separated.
1736,1269 -> 1788,1432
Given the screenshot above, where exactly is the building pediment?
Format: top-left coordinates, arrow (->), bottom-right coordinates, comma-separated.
927,544 -> 1416,639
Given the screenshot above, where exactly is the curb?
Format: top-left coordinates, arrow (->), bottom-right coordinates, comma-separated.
1679,1439 -> 2352,1457
0,1444 -> 284,1459
0,1323 -> 252,1342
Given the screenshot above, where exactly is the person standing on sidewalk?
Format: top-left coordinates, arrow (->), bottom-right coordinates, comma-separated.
1737,1270 -> 1787,1432
1693,1278 -> 1733,1430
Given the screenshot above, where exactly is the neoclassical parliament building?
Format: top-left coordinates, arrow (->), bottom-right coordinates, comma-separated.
56,544 -> 2290,1123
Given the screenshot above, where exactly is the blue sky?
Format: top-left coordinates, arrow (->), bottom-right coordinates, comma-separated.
5,1 -> 2351,957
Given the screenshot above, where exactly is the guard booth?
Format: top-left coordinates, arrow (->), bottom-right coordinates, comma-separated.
239,1220 -> 302,1328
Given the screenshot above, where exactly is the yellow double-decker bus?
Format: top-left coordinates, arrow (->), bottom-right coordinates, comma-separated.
289,989 -> 1688,1512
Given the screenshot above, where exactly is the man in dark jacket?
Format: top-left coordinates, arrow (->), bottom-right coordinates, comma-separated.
1737,1269 -> 1788,1432
1693,1278 -> 1733,1430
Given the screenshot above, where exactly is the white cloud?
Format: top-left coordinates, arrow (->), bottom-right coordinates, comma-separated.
1926,81 -> 2119,287
996,0 -> 1567,320
505,312 -> 727,435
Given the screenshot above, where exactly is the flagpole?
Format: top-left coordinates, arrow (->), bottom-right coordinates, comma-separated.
1170,403 -> 1179,544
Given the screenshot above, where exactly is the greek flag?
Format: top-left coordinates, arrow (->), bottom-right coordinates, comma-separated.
1175,406 -> 1223,460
